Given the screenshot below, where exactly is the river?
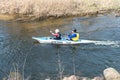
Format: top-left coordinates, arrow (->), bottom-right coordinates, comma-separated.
0,15 -> 120,80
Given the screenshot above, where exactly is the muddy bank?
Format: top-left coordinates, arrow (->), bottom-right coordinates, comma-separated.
0,0 -> 120,21
0,10 -> 119,22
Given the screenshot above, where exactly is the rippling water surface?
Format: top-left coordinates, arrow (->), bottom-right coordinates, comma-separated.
0,15 -> 120,80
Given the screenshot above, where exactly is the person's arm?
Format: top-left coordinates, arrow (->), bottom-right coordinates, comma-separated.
50,31 -> 54,35
68,34 -> 76,39
50,30 -> 53,34
50,31 -> 59,37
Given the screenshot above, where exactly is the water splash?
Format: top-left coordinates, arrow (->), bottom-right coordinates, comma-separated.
94,40 -> 120,47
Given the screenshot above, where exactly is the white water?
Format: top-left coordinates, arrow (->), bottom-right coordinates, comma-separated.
93,40 -> 120,47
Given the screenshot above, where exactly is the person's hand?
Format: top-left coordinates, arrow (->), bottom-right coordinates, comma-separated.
50,30 -> 52,33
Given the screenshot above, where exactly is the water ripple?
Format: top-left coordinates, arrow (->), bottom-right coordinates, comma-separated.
94,40 -> 120,48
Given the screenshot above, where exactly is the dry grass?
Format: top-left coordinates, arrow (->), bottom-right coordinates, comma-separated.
0,0 -> 120,20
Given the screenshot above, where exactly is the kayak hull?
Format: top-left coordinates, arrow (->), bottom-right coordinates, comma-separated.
32,37 -> 97,45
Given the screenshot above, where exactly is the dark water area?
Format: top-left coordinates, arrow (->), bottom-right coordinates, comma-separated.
0,15 -> 120,80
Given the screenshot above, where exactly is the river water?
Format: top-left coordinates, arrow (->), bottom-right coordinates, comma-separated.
0,15 -> 120,80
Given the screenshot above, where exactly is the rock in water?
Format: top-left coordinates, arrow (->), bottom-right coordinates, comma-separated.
63,75 -> 79,80
103,67 -> 120,80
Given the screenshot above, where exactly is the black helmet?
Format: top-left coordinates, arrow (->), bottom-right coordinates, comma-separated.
73,29 -> 77,32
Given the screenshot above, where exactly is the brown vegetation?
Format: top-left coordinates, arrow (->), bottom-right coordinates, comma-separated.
0,0 -> 120,20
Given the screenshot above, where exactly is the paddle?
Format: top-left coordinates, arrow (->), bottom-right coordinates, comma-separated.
47,28 -> 55,39
47,28 -> 51,32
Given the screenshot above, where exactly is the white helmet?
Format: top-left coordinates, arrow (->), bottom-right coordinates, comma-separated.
55,29 -> 59,33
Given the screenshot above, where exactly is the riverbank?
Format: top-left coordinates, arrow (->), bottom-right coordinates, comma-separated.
0,0 -> 120,21
2,67 -> 120,80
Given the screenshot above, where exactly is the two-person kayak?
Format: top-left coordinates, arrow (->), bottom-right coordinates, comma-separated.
32,37 -> 102,45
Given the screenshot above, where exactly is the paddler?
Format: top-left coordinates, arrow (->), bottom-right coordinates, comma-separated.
68,29 -> 79,41
50,29 -> 61,40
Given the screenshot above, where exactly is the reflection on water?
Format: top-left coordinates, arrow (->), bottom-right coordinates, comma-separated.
0,15 -> 120,80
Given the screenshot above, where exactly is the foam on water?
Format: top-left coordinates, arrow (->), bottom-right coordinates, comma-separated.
94,40 -> 120,48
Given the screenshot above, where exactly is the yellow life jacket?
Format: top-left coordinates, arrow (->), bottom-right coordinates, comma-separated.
72,33 -> 79,41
